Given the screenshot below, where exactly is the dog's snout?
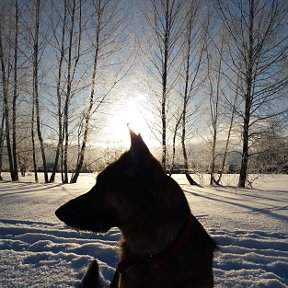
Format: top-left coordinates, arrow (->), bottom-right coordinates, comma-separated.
55,202 -> 82,229
55,193 -> 89,222
54,188 -> 118,233
55,201 -> 78,222
55,195 -> 94,230
55,205 -> 68,222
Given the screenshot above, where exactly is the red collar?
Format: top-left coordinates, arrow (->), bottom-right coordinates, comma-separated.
116,214 -> 194,273
151,213 -> 194,268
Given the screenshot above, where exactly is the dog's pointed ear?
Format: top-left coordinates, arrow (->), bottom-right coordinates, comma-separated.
128,126 -> 151,167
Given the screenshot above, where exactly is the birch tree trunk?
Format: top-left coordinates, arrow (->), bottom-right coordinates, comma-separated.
0,113 -> 4,180
180,1 -> 203,186
62,0 -> 78,183
33,0 -> 48,183
49,0 -> 67,183
0,17 -> 18,181
12,0 -> 19,181
31,87 -> 38,182
207,37 -> 223,186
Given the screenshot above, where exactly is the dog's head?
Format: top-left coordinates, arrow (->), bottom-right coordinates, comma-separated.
55,128 -> 162,233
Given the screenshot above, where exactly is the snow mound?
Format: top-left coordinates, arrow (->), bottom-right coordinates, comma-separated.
0,219 -> 120,288
213,228 -> 288,287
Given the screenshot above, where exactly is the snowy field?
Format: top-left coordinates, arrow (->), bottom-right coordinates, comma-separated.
0,173 -> 287,287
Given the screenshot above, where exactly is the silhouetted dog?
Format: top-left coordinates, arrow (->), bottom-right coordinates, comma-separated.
56,129 -> 217,288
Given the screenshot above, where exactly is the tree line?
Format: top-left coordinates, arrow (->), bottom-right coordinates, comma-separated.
0,0 -> 288,187
0,0 -> 129,183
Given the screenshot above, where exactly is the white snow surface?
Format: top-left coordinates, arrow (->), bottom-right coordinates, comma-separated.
0,173 -> 287,287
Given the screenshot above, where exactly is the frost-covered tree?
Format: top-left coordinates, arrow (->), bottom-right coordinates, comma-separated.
141,0 -> 185,170
216,0 -> 288,187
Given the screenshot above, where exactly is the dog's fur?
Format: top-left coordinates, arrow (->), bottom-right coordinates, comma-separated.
55,129 -> 217,288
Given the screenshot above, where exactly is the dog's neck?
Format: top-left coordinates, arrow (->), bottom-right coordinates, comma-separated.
120,211 -> 191,258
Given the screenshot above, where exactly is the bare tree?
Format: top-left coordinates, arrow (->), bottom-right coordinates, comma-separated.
61,0 -> 81,183
0,105 -> 4,180
0,0 -> 37,181
216,0 -> 288,188
213,71 -> 242,185
206,34 -> 223,185
0,11 -> 19,181
205,24 -> 236,186
32,0 -> 49,183
11,0 -> 20,181
49,0 -> 68,183
70,0 -> 129,183
31,70 -> 38,182
168,109 -> 182,176
142,0 -> 185,170
179,0 -> 205,186
48,0 -> 84,183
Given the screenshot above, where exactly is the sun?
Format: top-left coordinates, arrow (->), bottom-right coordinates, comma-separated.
104,96 -> 156,147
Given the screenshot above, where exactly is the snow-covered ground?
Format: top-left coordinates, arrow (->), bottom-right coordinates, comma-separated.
0,173 -> 287,287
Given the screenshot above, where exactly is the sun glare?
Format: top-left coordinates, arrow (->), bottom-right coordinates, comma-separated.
105,96 -> 156,147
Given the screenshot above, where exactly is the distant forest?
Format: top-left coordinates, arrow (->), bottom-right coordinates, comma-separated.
0,0 -> 288,187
